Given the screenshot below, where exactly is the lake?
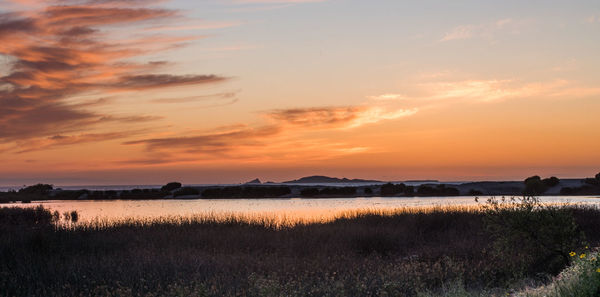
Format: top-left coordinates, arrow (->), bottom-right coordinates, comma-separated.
2,196 -> 599,224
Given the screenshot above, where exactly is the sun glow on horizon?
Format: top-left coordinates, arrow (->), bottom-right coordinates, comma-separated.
1,0 -> 599,185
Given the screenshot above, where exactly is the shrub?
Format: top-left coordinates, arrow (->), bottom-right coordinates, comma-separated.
542,176 -> 560,187
524,176 -> 548,195
173,187 -> 200,197
18,184 -> 53,195
161,182 -> 182,192
300,188 -> 319,197
0,206 -> 56,228
380,183 -> 406,196
319,187 -> 357,196
468,189 -> 483,196
482,196 -> 584,279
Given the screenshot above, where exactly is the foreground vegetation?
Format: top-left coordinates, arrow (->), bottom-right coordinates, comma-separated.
1,198 -> 600,297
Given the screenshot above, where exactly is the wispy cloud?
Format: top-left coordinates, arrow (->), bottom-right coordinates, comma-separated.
367,94 -> 406,101
123,104 -> 417,164
0,0 -> 229,149
371,77 -> 600,105
232,0 -> 325,3
265,106 -> 416,129
441,18 -> 527,42
584,15 -> 599,24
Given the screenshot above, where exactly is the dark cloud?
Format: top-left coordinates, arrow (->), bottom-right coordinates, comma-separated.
16,131 -> 144,153
0,13 -> 36,36
266,106 -> 364,127
0,0 -> 229,150
111,74 -> 227,90
150,91 -> 237,103
124,125 -> 280,154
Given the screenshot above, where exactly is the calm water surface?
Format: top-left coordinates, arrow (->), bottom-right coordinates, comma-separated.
2,196 -> 599,223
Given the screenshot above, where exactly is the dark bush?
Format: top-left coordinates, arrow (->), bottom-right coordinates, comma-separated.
380,183 -> 406,196
18,184 -> 53,195
416,185 -> 459,196
319,187 -> 357,196
542,176 -> 560,187
173,187 -> 200,197
300,188 -> 320,197
364,187 -> 373,195
524,176 -> 548,195
482,196 -> 583,278
0,205 -> 55,228
161,182 -> 182,192
468,189 -> 484,196
201,186 -> 291,198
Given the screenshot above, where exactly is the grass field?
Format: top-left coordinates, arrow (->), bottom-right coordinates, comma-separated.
1,200 -> 599,297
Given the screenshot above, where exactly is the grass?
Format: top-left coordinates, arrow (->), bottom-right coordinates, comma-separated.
516,250 -> 600,297
1,203 -> 600,296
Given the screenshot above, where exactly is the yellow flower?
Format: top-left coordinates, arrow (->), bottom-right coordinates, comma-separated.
597,268 -> 600,273
580,254 -> 586,259
569,252 -> 576,257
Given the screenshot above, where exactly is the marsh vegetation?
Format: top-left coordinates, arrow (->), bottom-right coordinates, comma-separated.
1,198 -> 600,296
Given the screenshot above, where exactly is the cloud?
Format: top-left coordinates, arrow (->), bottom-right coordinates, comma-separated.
0,0 -> 229,150
367,93 -> 406,101
441,18 -> 527,42
584,15 -> 599,24
124,104 -> 417,164
265,106 -> 417,129
125,124 -> 281,153
232,0 -> 325,3
151,92 -> 238,104
109,74 -> 227,91
419,79 -> 600,102
145,21 -> 242,32
16,131 -> 142,153
372,76 -> 600,106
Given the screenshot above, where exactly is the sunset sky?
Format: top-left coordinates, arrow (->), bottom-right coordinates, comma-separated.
1,0 -> 599,185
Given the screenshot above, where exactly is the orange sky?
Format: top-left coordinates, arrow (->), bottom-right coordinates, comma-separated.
1,0 -> 599,185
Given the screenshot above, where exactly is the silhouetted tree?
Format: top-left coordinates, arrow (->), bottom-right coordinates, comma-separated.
542,176 -> 560,187
173,187 -> 200,197
18,184 -> 53,195
161,182 -> 182,192
524,176 -> 548,195
380,183 -> 406,196
300,188 -> 320,197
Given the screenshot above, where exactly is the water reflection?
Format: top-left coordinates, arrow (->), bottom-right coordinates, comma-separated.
2,196 -> 599,225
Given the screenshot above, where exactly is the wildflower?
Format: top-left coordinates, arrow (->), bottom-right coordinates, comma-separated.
597,268 -> 600,273
580,254 -> 586,259
569,252 -> 576,257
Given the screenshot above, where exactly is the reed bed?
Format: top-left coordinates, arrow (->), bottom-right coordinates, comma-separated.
1,204 -> 599,296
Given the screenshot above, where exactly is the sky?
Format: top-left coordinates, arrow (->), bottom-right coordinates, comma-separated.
1,0 -> 599,186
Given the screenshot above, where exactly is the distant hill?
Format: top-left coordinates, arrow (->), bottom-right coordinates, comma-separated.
283,175 -> 382,184
245,178 -> 261,184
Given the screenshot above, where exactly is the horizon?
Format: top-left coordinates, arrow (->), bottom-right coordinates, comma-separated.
0,172 -> 596,189
1,0 -> 599,185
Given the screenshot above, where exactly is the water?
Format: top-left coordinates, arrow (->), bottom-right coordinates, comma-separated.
2,196 -> 599,224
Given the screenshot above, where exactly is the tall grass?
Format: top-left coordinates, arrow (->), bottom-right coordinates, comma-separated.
1,204 -> 599,296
